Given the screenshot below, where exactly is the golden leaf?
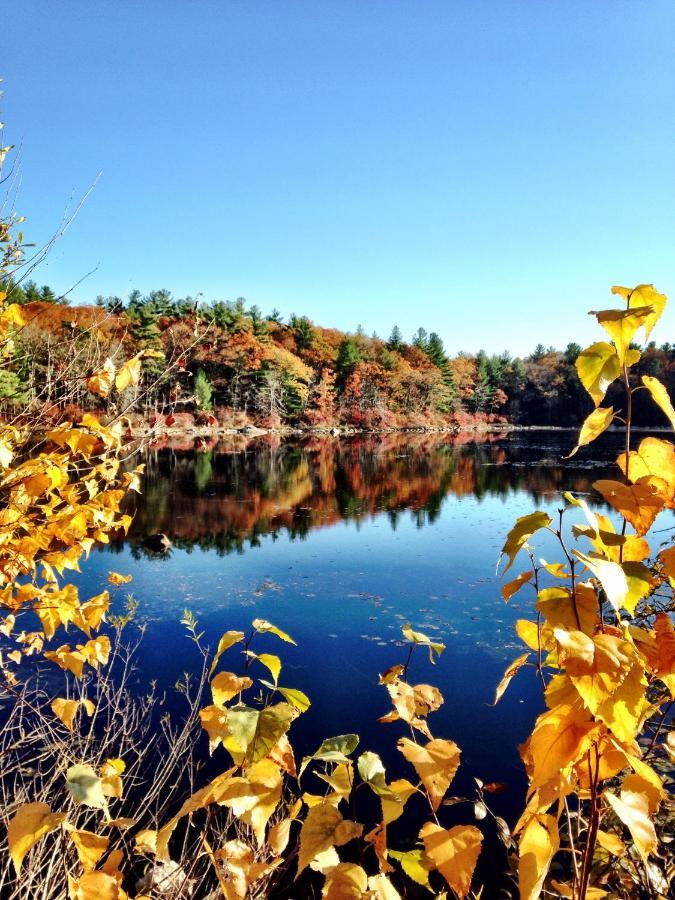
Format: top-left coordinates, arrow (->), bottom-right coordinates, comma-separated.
492,652 -> 530,705
297,804 -> 363,875
518,814 -> 559,900
589,306 -> 652,366
115,354 -> 143,393
64,825 -> 109,870
575,342 -> 621,406
322,862 -> 368,898
211,671 -> 253,706
499,511 -> 552,575
615,282 -> 668,341
419,821 -> 483,899
604,788 -> 657,862
68,870 -> 120,900
501,570 -> 534,602
398,737 -> 460,810
642,375 -> 675,430
7,802 -> 67,874
210,629 -> 245,675
51,697 -> 80,731
107,571 -> 132,585
252,617 -> 296,644
86,358 -> 116,398
592,479 -> 664,536
573,552 -> 628,614
566,406 -> 615,458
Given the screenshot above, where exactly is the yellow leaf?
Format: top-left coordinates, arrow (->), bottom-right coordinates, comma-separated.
617,436 -> 675,507
590,306 -> 652,366
518,813 -> 559,900
605,788 -> 657,862
51,697 -> 80,731
401,622 -> 445,663
87,358 -> 116,398
592,478 -> 664,536
501,570 -> 533,602
64,825 -> 109,870
252,617 -> 296,644
492,652 -> 530,705
596,828 -> 626,856
524,703 -> 599,791
7,802 -> 67,874
211,671 -> 253,706
575,342 -> 621,406
66,763 -> 108,810
499,511 -> 551,574
107,571 -> 132,585
268,818 -> 294,856
322,862 -> 368,898
297,804 -> 363,875
614,283 -> 668,341
566,406 -> 614,458
210,629 -> 245,675
381,778 -> 417,825
216,758 -> 283,846
642,375 -> 675,430
398,737 -> 460,810
115,354 -> 143,393
573,551 -> 628,614
388,848 -> 432,887
536,584 -> 598,635
68,870 -> 120,900
44,644 -> 86,679
419,822 -> 483,899
101,758 -> 125,799
254,652 -> 282,684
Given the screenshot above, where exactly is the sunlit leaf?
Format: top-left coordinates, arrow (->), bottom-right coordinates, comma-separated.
66,763 -> 108,810
642,375 -> 675,429
398,737 -> 460,810
592,478 -> 664,536
491,652 -> 530,705
252,618 -> 296,645
498,511 -> 552,575
605,788 -> 657,862
401,622 -> 445,663
589,306 -> 652,366
565,406 -> 614,458
7,802 -> 66,874
297,804 -> 363,875
575,342 -> 621,406
419,821 -> 483,899
64,825 -> 109,870
501,570 -> 533,602
518,813 -> 559,900
211,671 -> 253,706
322,862 -> 368,898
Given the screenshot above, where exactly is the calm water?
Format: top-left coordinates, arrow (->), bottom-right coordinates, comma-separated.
71,429 -> 669,834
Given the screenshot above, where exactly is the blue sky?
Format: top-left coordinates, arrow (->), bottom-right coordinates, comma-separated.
3,1 -> 674,354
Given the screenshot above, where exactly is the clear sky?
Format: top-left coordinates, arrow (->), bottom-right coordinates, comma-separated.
3,1 -> 674,355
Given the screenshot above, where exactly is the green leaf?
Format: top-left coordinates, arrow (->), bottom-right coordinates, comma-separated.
401,623 -> 445,664
299,733 -> 360,778
498,511 -> 552,575
252,618 -> 297,645
220,703 -> 298,766
389,848 -> 432,888
66,764 -> 108,810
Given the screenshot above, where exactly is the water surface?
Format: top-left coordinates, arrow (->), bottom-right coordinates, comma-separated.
74,429 -> 667,829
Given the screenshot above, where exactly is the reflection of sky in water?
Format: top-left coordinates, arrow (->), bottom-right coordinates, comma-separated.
70,430 -> 671,822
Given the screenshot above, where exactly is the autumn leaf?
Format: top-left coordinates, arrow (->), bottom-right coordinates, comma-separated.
592,478 -> 664,535
614,282 -> 668,340
63,825 -> 109,870
518,813 -> 559,900
498,511 -> 552,574
252,617 -> 296,644
401,622 -> 445,663
492,652 -> 530,705
419,821 -> 483,899
86,358 -> 116,398
605,788 -> 657,862
501,570 -> 533,602
297,804 -> 363,875
573,551 -> 628,614
589,306 -> 652,366
211,671 -> 253,706
7,802 -> 67,874
107,571 -> 132,585
322,862 -> 368,898
210,629 -> 245,675
66,763 -> 108,810
398,737 -> 460,810
51,697 -> 81,731
575,342 -> 622,406
566,406 -> 615,458
642,375 -> 675,429
115,353 -> 143,393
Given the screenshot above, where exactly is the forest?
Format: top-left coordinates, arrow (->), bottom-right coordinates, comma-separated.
1,279 -> 674,431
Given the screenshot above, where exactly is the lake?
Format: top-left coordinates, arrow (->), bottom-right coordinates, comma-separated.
71,428 -> 668,849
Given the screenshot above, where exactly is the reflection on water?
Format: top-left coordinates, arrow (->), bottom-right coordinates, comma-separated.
79,429 -> 667,850
116,429 -> 616,557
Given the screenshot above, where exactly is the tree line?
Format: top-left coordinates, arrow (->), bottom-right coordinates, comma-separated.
1,279 -> 673,429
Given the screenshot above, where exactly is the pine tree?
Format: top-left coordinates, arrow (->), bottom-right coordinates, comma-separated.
194,368 -> 213,411
412,327 -> 428,351
388,325 -> 403,350
336,336 -> 362,385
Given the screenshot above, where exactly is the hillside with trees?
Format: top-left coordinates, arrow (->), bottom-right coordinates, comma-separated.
1,279 -> 673,431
